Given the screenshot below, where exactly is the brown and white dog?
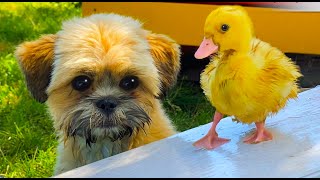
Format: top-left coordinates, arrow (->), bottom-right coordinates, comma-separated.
15,13 -> 181,175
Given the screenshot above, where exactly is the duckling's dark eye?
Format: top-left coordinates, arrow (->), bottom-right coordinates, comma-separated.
119,76 -> 139,91
221,24 -> 229,32
72,75 -> 92,91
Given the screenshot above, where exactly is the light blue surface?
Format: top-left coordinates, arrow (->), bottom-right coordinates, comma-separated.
54,86 -> 320,178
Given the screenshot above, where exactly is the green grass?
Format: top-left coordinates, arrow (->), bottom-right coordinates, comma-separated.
163,79 -> 214,132
0,2 -> 213,178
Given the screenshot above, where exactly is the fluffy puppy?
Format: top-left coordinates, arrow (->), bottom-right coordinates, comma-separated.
15,13 -> 181,175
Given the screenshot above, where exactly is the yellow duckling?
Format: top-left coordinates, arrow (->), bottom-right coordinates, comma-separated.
193,5 -> 302,149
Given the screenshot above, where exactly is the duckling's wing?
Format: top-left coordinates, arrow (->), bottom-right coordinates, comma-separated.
251,38 -> 301,78
252,38 -> 302,81
251,38 -> 302,110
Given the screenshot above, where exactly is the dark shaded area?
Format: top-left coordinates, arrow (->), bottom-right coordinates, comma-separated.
178,45 -> 320,88
286,53 -> 320,88
178,45 -> 210,82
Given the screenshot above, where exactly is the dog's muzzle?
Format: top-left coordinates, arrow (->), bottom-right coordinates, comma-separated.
65,95 -> 151,146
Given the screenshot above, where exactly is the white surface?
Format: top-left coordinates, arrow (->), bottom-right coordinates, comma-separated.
54,86 -> 320,178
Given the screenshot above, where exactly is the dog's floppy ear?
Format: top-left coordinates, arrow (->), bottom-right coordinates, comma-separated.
147,33 -> 181,98
15,34 -> 56,103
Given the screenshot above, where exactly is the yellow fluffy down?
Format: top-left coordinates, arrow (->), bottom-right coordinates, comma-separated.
200,6 -> 302,124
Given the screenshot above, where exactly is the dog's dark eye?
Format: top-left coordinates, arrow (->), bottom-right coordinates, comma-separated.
221,24 -> 229,32
119,76 -> 139,91
72,75 -> 92,91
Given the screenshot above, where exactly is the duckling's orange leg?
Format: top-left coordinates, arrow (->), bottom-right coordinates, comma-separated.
193,111 -> 230,150
243,121 -> 273,144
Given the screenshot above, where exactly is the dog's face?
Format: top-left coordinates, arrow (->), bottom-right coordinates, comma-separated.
15,14 -> 181,144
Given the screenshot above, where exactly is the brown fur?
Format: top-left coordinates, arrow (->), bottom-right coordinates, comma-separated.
15,34 -> 56,103
15,13 -> 181,175
147,34 -> 181,95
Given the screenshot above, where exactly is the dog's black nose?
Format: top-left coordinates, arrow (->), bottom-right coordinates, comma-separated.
96,99 -> 118,114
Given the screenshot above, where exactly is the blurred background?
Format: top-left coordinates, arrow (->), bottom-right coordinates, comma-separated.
0,2 -> 319,178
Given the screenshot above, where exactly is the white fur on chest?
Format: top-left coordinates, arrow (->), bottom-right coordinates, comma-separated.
78,137 -> 130,163
54,136 -> 130,175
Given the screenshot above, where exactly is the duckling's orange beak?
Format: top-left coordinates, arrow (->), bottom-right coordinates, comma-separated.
194,37 -> 218,59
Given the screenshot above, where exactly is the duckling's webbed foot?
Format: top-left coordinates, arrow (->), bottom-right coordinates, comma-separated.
193,133 -> 230,150
193,111 -> 230,150
243,121 -> 273,144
